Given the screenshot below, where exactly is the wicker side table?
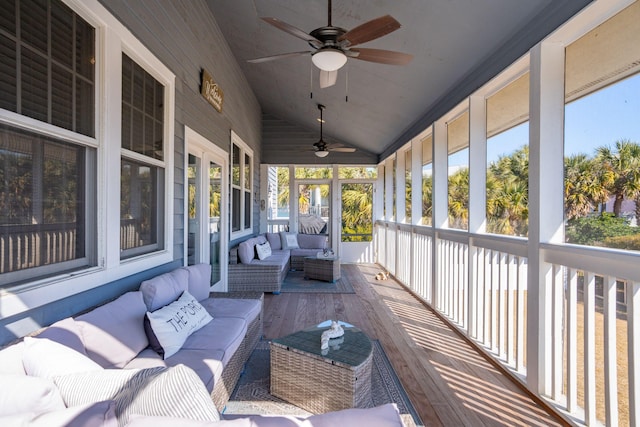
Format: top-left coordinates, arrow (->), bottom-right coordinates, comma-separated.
303,256 -> 340,282
270,320 -> 373,413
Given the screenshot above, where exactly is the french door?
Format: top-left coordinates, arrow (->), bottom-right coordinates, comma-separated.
186,128 -> 228,291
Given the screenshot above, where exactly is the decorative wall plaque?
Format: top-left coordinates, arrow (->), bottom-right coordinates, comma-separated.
201,69 -> 224,112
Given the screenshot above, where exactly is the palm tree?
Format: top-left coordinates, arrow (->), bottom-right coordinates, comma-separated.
564,153 -> 608,220
486,146 -> 529,235
448,167 -> 469,229
595,139 -> 640,217
422,174 -> 432,225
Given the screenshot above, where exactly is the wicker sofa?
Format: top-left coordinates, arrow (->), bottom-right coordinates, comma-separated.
228,232 -> 328,293
0,264 -> 263,417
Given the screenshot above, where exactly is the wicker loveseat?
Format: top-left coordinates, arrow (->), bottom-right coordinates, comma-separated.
228,232 -> 328,293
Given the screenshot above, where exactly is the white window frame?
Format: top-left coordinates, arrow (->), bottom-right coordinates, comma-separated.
230,131 -> 253,239
0,0 -> 175,320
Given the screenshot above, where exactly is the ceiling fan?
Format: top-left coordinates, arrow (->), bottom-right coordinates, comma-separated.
248,0 -> 413,88
312,104 -> 356,157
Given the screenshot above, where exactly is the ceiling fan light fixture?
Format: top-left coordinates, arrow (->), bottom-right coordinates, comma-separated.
314,149 -> 329,158
312,48 -> 347,71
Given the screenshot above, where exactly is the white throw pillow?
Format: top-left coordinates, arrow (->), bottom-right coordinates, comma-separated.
255,241 -> 272,260
0,374 -> 65,416
145,291 -> 213,359
280,232 -> 299,250
22,337 -> 103,378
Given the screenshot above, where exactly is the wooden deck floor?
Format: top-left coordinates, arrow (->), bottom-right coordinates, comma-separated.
262,264 -> 564,427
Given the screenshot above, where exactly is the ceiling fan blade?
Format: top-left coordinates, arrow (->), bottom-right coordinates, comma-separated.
319,70 -> 338,88
261,17 -> 323,48
247,51 -> 310,64
329,147 -> 356,152
338,15 -> 400,47
350,48 -> 413,65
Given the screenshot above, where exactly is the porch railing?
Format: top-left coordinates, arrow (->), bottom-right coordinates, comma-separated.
374,220 -> 639,427
0,223 -> 78,273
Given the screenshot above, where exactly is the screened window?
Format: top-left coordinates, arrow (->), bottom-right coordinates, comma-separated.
421,134 -> 433,226
447,110 -> 469,230
0,0 -> 95,136
405,149 -> 411,223
485,73 -> 530,237
0,0 -> 96,287
564,1 -> 640,251
120,54 -> 166,259
231,133 -> 253,236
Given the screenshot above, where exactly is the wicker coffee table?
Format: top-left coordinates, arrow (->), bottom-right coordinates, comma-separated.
303,255 -> 340,282
270,320 -> 373,413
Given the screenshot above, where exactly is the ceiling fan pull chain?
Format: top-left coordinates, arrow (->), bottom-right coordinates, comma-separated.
345,62 -> 349,103
310,62 -> 313,98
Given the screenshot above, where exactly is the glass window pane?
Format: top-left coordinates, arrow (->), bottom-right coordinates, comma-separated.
0,123 -> 94,282
21,48 -> 48,123
51,64 -> 73,130
232,144 -> 240,186
268,166 -> 289,219
244,190 -> 251,229
338,167 -> 377,179
12,0 -> 95,136
244,153 -> 251,190
232,188 -> 240,232
120,158 -> 165,258
76,78 -> 94,137
0,0 -> 16,35
20,0 -> 47,54
122,54 -> 163,160
75,17 -> 95,81
294,167 -> 332,179
51,0 -> 73,68
209,161 -> 221,284
0,34 -> 17,112
447,110 -> 469,230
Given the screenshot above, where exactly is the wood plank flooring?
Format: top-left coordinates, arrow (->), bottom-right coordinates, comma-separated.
263,264 -> 564,427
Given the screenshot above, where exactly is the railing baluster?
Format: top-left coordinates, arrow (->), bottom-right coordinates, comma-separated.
584,272 -> 596,425
567,268 -> 578,413
552,264 -> 563,400
628,281 -> 639,427
516,255 -> 525,372
603,275 -> 618,427
507,254 -> 516,366
498,251 -> 507,358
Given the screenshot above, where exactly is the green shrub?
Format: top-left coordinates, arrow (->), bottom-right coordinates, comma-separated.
566,213 -> 638,246
603,234 -> 640,251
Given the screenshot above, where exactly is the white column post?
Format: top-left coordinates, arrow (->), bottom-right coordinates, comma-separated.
468,94 -> 487,337
527,41 -> 565,396
432,120 -> 448,308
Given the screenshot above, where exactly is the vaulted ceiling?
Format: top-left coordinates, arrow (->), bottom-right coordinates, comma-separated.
206,0 -> 592,163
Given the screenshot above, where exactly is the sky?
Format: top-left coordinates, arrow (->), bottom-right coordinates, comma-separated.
448,72 -> 640,167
